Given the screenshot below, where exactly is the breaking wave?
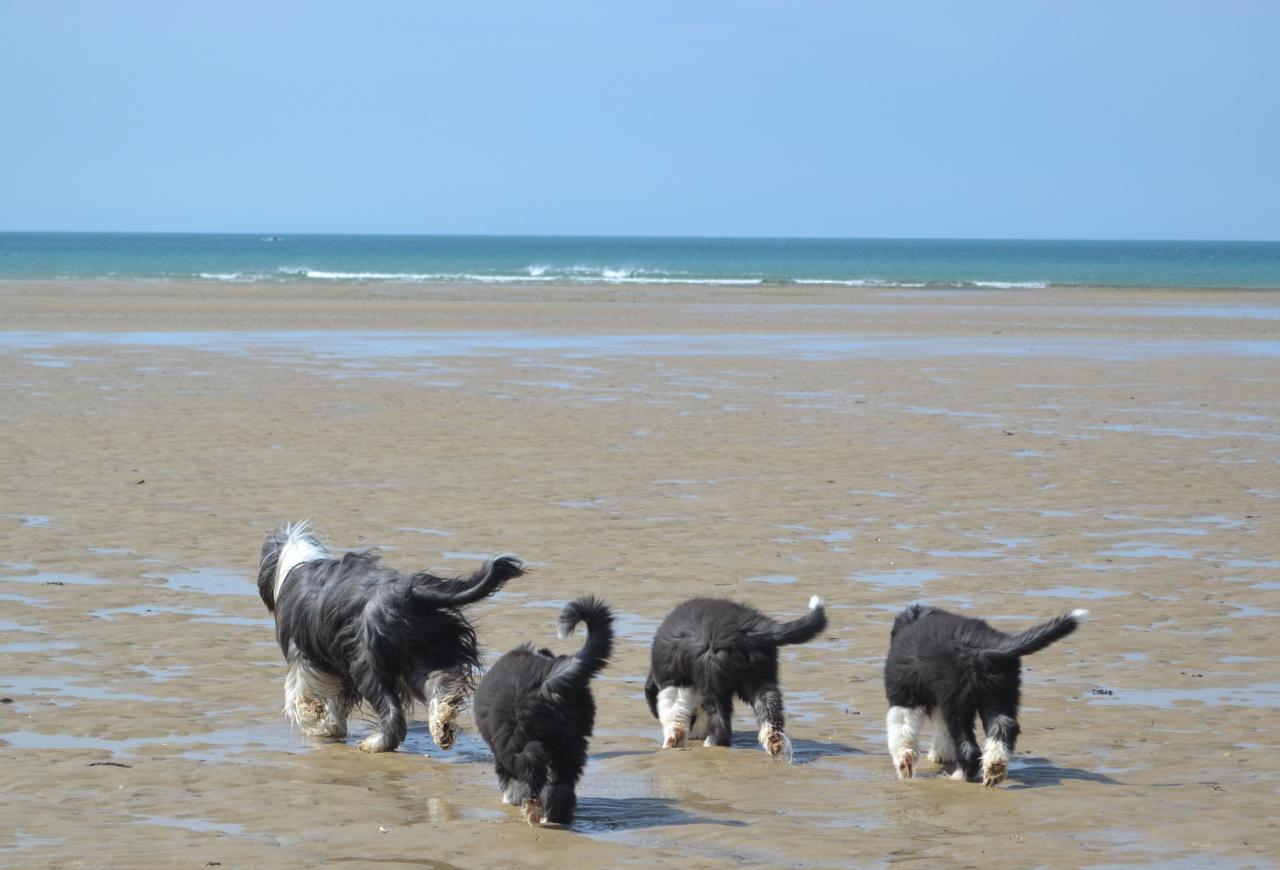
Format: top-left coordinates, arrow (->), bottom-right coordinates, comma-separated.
189,266 -> 1058,289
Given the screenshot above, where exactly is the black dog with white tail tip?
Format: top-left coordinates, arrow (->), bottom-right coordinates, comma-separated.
883,604 -> 1088,786
474,595 -> 614,826
256,522 -> 524,754
643,595 -> 827,761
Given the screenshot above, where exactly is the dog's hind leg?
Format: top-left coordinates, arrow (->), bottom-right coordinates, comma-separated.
927,712 -> 956,773
944,708 -> 982,782
702,693 -> 734,749
886,705 -> 926,779
358,683 -> 407,753
424,670 -> 468,751
750,684 -> 793,762
542,770 -> 578,825
497,764 -> 531,806
979,706 -> 1020,787
687,703 -> 709,742
656,686 -> 699,749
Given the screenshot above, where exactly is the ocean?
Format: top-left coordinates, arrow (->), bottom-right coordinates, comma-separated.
1,233 -> 1278,289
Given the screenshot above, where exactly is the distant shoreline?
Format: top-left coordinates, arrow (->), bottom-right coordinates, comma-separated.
2,234 -> 1278,290
1,276 -> 1278,293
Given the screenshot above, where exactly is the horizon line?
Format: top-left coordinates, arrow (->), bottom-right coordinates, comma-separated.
2,229 -> 1278,244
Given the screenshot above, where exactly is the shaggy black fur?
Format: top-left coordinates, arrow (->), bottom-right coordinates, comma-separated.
643,596 -> 826,756
883,604 -> 1086,784
256,522 -> 524,752
474,595 -> 613,826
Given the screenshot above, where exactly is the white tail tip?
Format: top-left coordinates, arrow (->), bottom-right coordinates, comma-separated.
809,595 -> 823,610
1070,608 -> 1090,622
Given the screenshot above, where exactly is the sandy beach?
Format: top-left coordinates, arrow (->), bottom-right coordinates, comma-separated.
1,280 -> 1277,868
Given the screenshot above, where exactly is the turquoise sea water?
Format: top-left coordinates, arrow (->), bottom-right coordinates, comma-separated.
1,233 -> 1278,289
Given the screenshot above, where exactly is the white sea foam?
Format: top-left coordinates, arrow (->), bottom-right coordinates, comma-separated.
195,265 -> 768,286
969,281 -> 1050,289
792,279 -> 927,288
198,272 -> 258,283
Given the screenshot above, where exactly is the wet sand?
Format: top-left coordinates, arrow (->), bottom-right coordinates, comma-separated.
1,281 -> 1277,868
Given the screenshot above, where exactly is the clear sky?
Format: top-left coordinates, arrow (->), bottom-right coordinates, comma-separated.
2,1 -> 1277,239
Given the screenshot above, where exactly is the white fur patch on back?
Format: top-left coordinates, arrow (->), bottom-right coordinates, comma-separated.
274,522 -> 327,599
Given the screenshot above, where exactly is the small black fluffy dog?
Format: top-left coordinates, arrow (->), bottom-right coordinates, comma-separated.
883,604 -> 1088,786
256,522 -> 524,753
643,595 -> 827,761
474,595 -> 613,826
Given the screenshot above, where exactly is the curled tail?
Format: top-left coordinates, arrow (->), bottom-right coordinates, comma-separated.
543,595 -> 614,697
987,609 -> 1089,659
410,554 -> 525,607
769,595 -> 828,646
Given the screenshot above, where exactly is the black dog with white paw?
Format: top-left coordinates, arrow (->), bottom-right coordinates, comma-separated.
883,604 -> 1088,786
643,595 -> 827,760
474,595 -> 614,826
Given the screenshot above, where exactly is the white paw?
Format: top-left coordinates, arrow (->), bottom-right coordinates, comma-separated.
429,697 -> 461,750
894,748 -> 915,779
981,738 -> 1010,787
758,724 -> 794,763
521,798 -> 544,827
358,733 -> 391,753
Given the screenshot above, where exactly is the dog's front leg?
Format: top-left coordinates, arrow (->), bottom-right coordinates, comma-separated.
284,660 -> 348,738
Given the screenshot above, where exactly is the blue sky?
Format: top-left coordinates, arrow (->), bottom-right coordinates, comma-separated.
2,2 -> 1277,239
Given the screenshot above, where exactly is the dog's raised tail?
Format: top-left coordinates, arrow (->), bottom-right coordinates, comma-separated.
542,595 -> 614,697
988,609 -> 1088,658
410,554 -> 525,608
770,595 -> 828,646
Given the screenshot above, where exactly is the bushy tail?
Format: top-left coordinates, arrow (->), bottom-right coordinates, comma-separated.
987,609 -> 1089,659
542,595 -> 614,697
409,554 -> 525,607
769,595 -> 828,646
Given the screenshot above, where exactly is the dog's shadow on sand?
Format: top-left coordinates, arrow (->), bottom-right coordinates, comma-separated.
571,796 -> 748,834
1005,756 -> 1121,789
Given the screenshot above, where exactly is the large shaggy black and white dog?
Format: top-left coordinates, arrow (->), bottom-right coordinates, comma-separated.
643,595 -> 827,761
474,595 -> 613,826
883,604 -> 1088,786
256,522 -> 524,753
